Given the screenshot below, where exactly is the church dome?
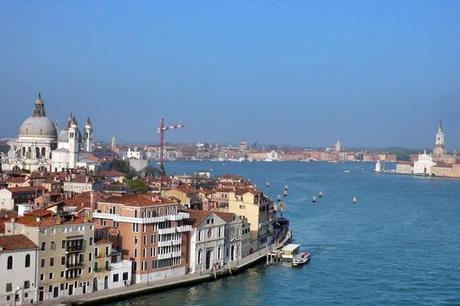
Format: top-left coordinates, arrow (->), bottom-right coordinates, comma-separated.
19,116 -> 58,138
18,94 -> 57,139
58,129 -> 69,142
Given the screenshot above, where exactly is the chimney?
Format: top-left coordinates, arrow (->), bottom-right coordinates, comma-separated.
55,215 -> 61,225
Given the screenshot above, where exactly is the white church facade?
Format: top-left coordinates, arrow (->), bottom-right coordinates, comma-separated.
1,94 -> 95,173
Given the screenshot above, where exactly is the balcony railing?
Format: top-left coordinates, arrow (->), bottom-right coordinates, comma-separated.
66,246 -> 84,253
66,263 -> 84,269
92,212 -> 190,224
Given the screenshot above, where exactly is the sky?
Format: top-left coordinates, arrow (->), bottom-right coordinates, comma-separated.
1,1 -> 460,149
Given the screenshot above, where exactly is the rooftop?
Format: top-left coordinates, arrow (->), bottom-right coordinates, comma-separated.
0,234 -> 38,251
101,194 -> 177,207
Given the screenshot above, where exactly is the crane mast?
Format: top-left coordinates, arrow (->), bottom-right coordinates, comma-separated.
157,118 -> 185,175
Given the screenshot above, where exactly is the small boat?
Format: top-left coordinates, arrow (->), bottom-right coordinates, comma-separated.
284,185 -> 289,191
344,170 -> 351,173
318,191 -> 323,198
283,190 -> 288,197
352,196 -> 357,204
292,251 -> 311,267
266,182 -> 270,187
312,196 -> 317,203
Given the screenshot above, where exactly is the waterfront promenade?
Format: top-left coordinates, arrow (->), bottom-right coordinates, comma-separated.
38,246 -> 271,306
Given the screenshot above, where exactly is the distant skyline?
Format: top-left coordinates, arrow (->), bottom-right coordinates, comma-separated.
1,1 -> 460,149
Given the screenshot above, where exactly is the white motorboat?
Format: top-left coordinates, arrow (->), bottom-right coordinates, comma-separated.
292,251 -> 311,267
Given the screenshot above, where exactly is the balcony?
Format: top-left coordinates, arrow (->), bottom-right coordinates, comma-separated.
66,246 -> 84,253
177,225 -> 192,232
66,262 -> 84,269
92,212 -> 190,224
158,228 -> 175,235
158,240 -> 172,247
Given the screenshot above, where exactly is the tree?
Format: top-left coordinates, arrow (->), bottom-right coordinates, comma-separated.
125,178 -> 149,193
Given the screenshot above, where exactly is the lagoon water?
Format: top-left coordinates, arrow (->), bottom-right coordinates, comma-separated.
106,161 -> 460,306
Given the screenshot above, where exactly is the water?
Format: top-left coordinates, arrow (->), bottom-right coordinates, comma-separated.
106,161 -> 460,306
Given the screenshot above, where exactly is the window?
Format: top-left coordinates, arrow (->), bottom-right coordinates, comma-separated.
7,256 -> 13,270
113,274 -> 119,282
207,229 -> 212,239
41,242 -> 46,251
50,258 -> 54,267
122,272 -> 129,281
62,240 -> 66,249
25,254 -> 31,267
41,258 -> 45,268
6,283 -> 12,292
40,274 -> 44,281
134,248 -> 138,258
61,256 -> 65,265
95,248 -> 99,257
50,241 -> 56,250
49,273 -> 53,280
89,237 -> 93,246
24,281 -> 30,289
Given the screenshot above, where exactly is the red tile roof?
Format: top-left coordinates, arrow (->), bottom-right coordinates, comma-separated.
0,234 -> 38,251
6,186 -> 47,194
64,192 -> 105,209
101,194 -> 177,207
187,210 -> 212,227
98,170 -> 127,178
213,211 -> 237,223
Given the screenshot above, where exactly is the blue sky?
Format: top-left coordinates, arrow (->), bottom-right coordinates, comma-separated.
1,1 -> 460,149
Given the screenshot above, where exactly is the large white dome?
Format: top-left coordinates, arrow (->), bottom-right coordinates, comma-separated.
18,94 -> 57,139
19,116 -> 57,138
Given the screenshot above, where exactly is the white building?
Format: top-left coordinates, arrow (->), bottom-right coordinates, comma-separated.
265,150 -> 279,161
396,162 -> 414,175
1,94 -> 95,173
126,147 -> 142,160
0,235 -> 39,306
413,151 -> 435,175
214,211 -> 251,266
188,211 -> 226,274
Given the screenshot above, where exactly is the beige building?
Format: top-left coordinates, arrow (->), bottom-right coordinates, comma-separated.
4,205 -> 97,303
218,188 -> 275,252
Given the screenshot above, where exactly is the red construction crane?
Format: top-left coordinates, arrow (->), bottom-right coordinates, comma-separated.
157,118 -> 185,175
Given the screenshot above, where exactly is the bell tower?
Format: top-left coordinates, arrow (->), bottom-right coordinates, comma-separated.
433,121 -> 445,158
83,117 -> 93,152
68,115 -> 79,168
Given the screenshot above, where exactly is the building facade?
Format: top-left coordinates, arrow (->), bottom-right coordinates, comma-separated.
0,235 -> 39,306
93,194 -> 192,284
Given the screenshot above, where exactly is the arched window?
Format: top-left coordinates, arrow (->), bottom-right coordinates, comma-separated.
7,256 -> 13,270
25,254 -> 30,267
41,147 -> 46,158
198,249 -> 202,264
35,147 -> 40,159
22,147 -> 26,157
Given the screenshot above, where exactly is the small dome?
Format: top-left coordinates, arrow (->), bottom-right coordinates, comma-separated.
19,116 -> 57,139
58,129 -> 69,142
